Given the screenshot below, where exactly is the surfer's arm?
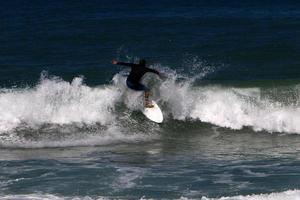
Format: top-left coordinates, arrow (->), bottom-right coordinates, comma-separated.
112,60 -> 136,67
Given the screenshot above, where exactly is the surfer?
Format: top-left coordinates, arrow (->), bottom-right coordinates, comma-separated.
112,59 -> 161,108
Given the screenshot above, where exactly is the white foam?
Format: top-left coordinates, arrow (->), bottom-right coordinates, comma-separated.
159,77 -> 300,134
0,190 -> 299,200
0,75 -> 121,133
1,70 -> 300,137
0,73 -> 162,148
0,123 -> 158,148
200,189 -> 300,200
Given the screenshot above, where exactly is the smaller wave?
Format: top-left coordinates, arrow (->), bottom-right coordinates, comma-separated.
1,189 -> 299,200
0,125 -> 157,148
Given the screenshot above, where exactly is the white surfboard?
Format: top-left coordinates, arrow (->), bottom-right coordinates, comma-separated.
142,100 -> 163,123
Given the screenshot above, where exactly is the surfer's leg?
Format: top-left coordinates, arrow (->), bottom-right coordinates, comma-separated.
144,90 -> 154,108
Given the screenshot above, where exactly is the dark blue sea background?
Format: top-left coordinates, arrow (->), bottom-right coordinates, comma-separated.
1,1 -> 300,199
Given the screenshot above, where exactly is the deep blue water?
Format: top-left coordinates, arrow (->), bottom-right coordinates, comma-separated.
1,1 -> 300,199
1,0 -> 300,86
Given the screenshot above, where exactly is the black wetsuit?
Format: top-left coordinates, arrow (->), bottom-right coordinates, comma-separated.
116,62 -> 159,91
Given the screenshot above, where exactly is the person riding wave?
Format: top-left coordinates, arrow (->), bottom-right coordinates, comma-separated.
112,59 -> 162,108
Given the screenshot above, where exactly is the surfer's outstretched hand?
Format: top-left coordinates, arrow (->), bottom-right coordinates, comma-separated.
112,60 -> 118,65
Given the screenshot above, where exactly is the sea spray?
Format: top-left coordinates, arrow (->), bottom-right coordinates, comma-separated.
159,80 -> 300,134
0,74 -> 121,133
1,70 -> 300,138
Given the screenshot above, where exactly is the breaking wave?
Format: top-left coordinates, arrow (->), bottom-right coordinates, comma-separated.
159,76 -> 300,134
0,73 -> 158,148
0,73 -> 121,132
0,66 -> 300,148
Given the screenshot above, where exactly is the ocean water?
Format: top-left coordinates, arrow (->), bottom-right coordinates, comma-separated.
1,0 -> 300,199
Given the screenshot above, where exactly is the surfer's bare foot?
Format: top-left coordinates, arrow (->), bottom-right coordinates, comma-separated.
145,102 -> 154,108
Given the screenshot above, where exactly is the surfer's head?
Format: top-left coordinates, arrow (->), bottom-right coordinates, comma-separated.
139,59 -> 146,66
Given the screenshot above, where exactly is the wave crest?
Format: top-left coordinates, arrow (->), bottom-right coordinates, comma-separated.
0,75 -> 121,133
1,69 -> 300,137
158,70 -> 300,134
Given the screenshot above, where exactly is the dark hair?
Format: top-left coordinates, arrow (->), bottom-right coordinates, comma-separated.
139,59 -> 146,66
